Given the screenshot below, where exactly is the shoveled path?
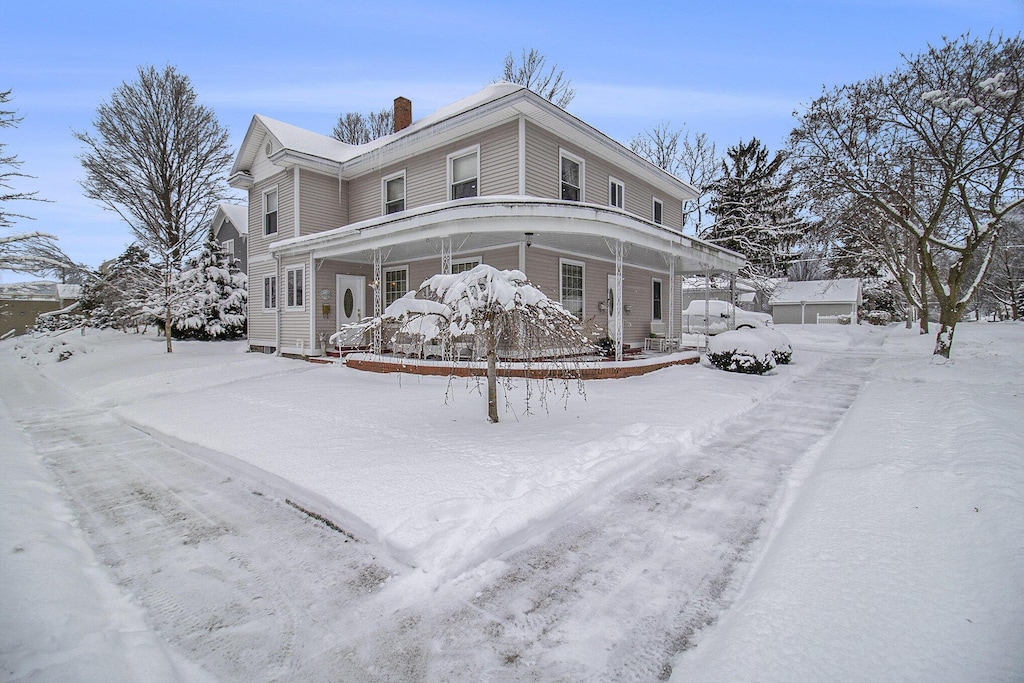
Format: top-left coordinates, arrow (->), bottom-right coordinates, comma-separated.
2,338 -> 881,681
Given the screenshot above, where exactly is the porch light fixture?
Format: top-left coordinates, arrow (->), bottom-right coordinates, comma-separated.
524,232 -> 534,247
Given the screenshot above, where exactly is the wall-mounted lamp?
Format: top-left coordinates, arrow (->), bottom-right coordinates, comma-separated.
624,304 -> 632,314
597,301 -> 606,312
524,232 -> 534,247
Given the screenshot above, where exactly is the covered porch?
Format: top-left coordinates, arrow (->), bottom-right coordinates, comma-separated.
268,197 -> 745,361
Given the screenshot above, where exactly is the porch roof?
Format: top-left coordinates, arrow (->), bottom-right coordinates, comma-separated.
268,197 -> 744,274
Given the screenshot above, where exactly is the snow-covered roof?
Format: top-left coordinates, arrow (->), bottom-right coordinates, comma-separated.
213,203 -> 248,236
230,82 -> 697,201
0,281 -> 80,301
770,278 -> 862,305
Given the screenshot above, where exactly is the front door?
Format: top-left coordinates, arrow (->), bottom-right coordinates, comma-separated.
336,275 -> 366,328
607,274 -> 622,342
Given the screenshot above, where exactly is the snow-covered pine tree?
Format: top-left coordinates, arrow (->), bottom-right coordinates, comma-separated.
706,138 -> 805,283
174,229 -> 247,340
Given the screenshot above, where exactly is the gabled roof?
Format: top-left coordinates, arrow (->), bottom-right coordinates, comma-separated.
230,83 -> 697,201
0,281 -> 81,301
770,278 -> 862,305
212,203 -> 248,237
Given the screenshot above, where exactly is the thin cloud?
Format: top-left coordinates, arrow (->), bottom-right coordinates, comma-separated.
573,83 -> 797,121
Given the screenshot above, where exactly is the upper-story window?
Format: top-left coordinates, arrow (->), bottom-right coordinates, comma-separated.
264,188 -> 278,235
609,177 -> 624,209
383,172 -> 406,214
653,198 -> 664,225
448,147 -> 479,200
222,239 -> 234,255
560,150 -> 584,202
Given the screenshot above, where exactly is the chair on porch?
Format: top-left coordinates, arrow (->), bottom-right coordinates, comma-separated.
644,320 -> 675,352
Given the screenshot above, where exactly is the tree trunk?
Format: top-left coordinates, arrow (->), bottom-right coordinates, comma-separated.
165,300 -> 173,353
918,272 -> 930,335
932,315 -> 956,358
486,345 -> 498,423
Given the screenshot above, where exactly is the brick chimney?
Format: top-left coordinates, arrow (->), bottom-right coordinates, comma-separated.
393,96 -> 412,133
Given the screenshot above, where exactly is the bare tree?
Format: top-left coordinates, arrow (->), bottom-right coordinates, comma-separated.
501,48 -> 575,109
74,65 -> 233,352
0,89 -> 74,275
630,123 -> 720,235
331,108 -> 394,144
790,33 -> 1024,357
357,265 -> 590,423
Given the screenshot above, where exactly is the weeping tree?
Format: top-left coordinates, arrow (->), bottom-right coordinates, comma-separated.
356,264 -> 591,423
789,33 -> 1024,357
75,65 -> 233,353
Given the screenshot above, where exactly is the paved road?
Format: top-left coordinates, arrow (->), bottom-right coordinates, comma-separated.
3,339 -> 880,681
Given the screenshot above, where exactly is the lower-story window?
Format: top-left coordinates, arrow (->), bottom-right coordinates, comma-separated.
286,265 -> 304,309
451,258 -> 480,274
652,278 -> 663,320
263,275 -> 277,309
384,266 -> 409,307
560,259 -> 584,318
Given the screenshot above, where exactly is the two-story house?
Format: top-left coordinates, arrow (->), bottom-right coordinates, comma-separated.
229,82 -> 743,359
211,203 -> 249,276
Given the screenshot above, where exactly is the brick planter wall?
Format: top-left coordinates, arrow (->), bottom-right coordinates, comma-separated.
341,353 -> 700,380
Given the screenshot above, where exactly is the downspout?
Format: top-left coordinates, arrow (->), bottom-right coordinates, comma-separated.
274,252 -> 282,356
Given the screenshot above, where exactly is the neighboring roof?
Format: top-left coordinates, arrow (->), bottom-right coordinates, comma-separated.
0,281 -> 81,301
770,278 -> 862,305
230,82 -> 697,201
213,203 -> 248,236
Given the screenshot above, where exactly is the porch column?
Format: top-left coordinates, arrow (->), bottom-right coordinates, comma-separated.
441,236 -> 452,275
668,257 -> 676,346
373,248 -> 383,355
614,240 -> 624,362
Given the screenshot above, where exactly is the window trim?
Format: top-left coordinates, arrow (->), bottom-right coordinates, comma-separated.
609,176 -> 624,209
447,144 -> 480,201
263,274 -> 277,310
382,170 -> 406,215
222,238 -> 235,255
653,197 -> 664,225
652,277 -> 663,321
450,257 -> 482,274
559,257 -> 585,318
383,265 -> 409,307
285,265 -> 305,310
559,148 -> 585,203
263,186 -> 279,236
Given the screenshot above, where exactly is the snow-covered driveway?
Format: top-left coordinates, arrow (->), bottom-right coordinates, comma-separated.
2,333 -> 878,681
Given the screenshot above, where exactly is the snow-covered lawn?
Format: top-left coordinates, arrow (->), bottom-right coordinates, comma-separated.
2,322 -> 1022,680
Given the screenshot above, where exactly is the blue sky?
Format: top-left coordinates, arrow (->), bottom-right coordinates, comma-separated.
3,0 -> 1021,275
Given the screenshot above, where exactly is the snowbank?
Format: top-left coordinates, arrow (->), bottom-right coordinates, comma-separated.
671,322 -> 1024,681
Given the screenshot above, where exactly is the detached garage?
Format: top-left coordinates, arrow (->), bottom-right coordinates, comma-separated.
770,278 -> 862,325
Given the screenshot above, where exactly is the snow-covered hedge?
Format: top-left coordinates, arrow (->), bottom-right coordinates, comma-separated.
706,329 -> 777,375
756,328 -> 793,364
865,310 -> 892,326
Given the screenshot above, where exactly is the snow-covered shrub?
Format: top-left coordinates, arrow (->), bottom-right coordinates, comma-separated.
30,312 -> 87,333
865,310 -> 892,326
754,328 -> 793,364
706,329 -> 777,375
837,314 -> 852,325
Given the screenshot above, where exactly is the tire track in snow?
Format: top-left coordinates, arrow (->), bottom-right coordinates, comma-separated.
409,352 -> 877,681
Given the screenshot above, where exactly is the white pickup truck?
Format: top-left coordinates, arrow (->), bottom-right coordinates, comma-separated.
680,300 -> 774,334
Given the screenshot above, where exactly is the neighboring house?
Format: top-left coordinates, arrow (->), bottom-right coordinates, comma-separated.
0,281 -> 82,336
211,203 -> 249,275
229,83 -> 744,359
770,278 -> 863,324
